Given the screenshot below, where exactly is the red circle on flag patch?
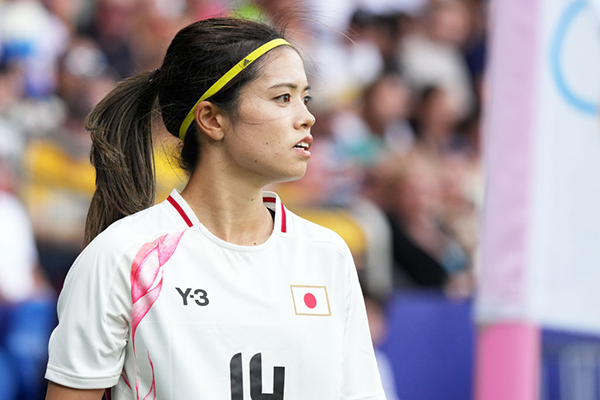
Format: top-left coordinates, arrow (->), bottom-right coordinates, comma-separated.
304,293 -> 317,309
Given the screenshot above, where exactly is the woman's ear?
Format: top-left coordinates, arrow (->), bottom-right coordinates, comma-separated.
194,101 -> 229,141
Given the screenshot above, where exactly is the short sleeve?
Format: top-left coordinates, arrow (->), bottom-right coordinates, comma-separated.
45,235 -> 132,389
341,250 -> 387,400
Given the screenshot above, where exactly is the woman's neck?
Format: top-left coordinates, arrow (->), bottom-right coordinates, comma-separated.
180,165 -> 274,246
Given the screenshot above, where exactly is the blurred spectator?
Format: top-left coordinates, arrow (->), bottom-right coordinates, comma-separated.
410,85 -> 461,154
316,71 -> 414,204
0,0 -> 68,97
57,36 -> 113,119
131,0 -> 188,72
365,11 -> 405,70
439,154 -> 479,255
398,0 -> 475,119
331,71 -> 414,164
363,149 -> 472,295
42,0 -> 91,35
308,9 -> 385,108
0,60 -> 65,142
84,0 -> 137,78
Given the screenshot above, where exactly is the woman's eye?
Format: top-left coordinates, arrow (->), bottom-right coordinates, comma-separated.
276,94 -> 291,103
303,95 -> 312,106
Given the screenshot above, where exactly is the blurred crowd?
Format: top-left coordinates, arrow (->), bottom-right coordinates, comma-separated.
0,0 -> 487,398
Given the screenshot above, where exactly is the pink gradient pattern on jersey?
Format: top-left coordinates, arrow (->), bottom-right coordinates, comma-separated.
130,230 -> 185,400
121,370 -> 131,389
143,351 -> 156,400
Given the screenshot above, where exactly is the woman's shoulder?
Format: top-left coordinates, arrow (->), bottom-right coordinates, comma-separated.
83,200 -> 187,262
286,210 -> 352,257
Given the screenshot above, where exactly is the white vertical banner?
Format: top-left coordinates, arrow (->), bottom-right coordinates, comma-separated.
477,0 -> 600,334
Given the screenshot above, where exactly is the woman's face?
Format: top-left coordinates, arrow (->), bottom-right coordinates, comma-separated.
222,47 -> 316,185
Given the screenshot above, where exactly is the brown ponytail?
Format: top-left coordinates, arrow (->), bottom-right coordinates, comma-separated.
83,72 -> 157,246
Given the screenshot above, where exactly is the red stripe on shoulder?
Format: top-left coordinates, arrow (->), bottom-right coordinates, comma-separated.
280,202 -> 287,233
263,197 -> 276,203
167,195 -> 193,227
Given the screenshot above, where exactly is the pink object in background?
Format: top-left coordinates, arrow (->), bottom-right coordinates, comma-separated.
476,0 -> 541,398
475,324 -> 540,400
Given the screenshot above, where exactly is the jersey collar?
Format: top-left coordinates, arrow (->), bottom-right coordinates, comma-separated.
166,189 -> 287,234
261,191 -> 287,234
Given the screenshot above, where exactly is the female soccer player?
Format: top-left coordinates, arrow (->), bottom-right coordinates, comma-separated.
45,17 -> 386,400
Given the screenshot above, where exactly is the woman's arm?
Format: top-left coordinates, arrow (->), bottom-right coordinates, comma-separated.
46,382 -> 105,400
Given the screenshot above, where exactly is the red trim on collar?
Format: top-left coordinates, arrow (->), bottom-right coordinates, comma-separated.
280,201 -> 287,233
167,195 -> 285,232
263,197 -> 286,233
167,195 -> 193,227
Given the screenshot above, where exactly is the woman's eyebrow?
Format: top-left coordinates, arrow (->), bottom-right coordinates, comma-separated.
269,83 -> 311,91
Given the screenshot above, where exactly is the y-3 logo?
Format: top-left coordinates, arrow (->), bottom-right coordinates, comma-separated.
230,353 -> 285,399
176,287 -> 209,306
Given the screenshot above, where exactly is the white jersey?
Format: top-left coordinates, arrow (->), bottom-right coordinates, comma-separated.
46,190 -> 386,400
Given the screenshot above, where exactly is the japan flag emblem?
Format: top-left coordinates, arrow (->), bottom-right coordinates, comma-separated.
290,285 -> 331,316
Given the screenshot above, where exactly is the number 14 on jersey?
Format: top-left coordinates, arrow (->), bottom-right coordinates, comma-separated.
230,352 -> 285,399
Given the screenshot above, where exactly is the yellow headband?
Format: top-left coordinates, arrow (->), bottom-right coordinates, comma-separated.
178,38 -> 291,141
